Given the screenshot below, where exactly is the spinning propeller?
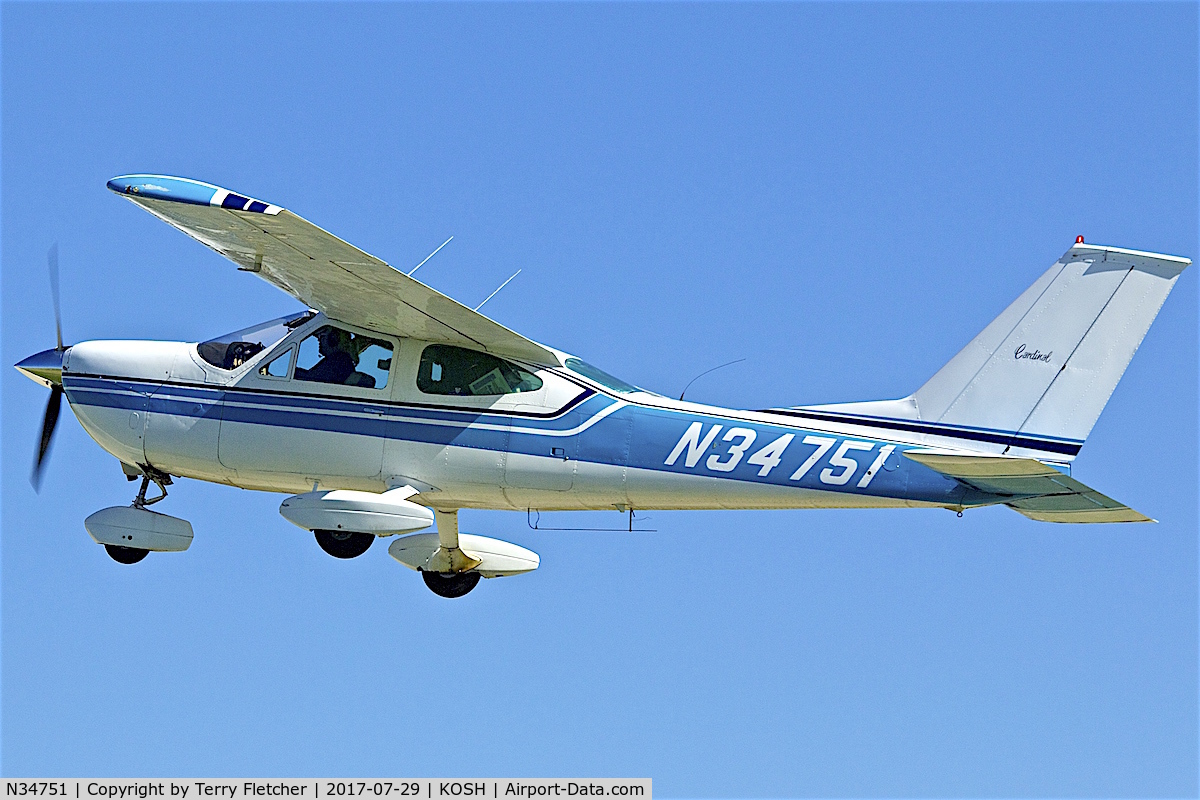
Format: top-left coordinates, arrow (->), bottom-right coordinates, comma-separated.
16,244 -> 70,491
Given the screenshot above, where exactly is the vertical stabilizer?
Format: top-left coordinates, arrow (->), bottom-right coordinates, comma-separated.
787,242 -> 1189,460
910,243 -> 1189,456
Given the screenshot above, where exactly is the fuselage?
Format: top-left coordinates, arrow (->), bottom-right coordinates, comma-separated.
57,313 -> 1004,515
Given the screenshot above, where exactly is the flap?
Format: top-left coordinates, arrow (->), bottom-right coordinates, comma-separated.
107,175 -> 560,366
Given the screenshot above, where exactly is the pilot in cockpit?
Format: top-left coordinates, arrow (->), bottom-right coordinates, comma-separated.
295,326 -> 355,385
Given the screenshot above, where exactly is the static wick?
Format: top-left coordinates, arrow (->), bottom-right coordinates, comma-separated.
475,269 -> 521,312
408,236 -> 454,277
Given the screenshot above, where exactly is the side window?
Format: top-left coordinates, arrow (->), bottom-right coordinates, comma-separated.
294,325 -> 393,389
417,344 -> 542,396
259,347 -> 294,379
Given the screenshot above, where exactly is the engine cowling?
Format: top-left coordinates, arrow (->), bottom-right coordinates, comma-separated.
279,487 -> 434,536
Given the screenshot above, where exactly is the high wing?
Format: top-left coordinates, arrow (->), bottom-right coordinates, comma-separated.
106,175 -> 560,366
904,450 -> 1152,523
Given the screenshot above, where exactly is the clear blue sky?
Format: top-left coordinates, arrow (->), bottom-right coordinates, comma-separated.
2,2 -> 1196,795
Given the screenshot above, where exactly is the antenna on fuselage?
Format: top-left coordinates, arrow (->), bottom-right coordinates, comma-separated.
474,269 -> 522,312
407,236 -> 454,277
679,358 -> 746,401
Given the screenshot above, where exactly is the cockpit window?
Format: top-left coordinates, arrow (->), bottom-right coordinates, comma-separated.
564,357 -> 641,394
417,344 -> 542,396
295,325 -> 393,389
198,311 -> 314,370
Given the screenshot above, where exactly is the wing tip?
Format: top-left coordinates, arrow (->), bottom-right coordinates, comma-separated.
107,174 -> 282,215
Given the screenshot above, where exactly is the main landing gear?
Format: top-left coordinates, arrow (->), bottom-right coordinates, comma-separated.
386,510 -> 541,598
417,510 -> 482,598
280,491 -> 537,594
420,570 -> 481,598
314,529 -> 374,559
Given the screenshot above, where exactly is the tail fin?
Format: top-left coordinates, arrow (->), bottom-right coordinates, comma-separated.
912,242 -> 1188,457
792,242 -> 1189,460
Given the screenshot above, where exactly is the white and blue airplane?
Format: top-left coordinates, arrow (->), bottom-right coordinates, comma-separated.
15,175 -> 1191,597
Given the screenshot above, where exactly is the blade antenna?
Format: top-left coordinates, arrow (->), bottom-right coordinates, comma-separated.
48,243 -> 63,350
679,358 -> 746,401
474,269 -> 521,312
407,236 -> 453,277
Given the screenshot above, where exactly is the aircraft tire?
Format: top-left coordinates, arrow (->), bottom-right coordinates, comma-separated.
314,529 -> 374,559
421,570 -> 481,598
104,544 -> 149,564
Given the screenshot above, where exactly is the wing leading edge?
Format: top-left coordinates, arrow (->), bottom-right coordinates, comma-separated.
106,175 -> 560,366
904,450 -> 1152,523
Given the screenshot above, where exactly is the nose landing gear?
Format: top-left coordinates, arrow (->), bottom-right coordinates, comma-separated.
102,469 -> 174,564
111,469 -> 172,564
85,467 -> 192,565
131,468 -> 171,510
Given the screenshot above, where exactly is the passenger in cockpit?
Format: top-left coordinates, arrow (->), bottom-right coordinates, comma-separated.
295,327 -> 355,385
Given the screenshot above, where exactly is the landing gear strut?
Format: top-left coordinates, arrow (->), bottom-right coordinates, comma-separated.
417,510 -> 482,597
132,468 -> 171,509
314,529 -> 374,559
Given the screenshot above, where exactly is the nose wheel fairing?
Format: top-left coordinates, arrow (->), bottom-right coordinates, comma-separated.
84,505 -> 193,555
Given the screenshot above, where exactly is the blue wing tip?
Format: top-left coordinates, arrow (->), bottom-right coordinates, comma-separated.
107,174 -> 279,213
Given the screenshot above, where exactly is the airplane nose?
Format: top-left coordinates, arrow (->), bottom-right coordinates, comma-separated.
15,347 -> 68,388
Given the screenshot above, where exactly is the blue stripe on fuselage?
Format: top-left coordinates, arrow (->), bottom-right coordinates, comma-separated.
63,375 -> 981,505
67,376 -> 596,426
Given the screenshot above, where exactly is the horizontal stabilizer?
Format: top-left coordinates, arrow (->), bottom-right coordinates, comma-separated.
904,450 -> 1152,523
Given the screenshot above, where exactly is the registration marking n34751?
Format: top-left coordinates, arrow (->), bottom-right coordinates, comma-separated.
665,422 -> 889,488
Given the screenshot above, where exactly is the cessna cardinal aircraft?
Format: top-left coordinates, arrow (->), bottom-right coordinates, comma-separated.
15,175 -> 1191,597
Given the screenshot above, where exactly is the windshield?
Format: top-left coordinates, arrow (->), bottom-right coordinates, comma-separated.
564,357 -> 643,394
197,311 -> 314,370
